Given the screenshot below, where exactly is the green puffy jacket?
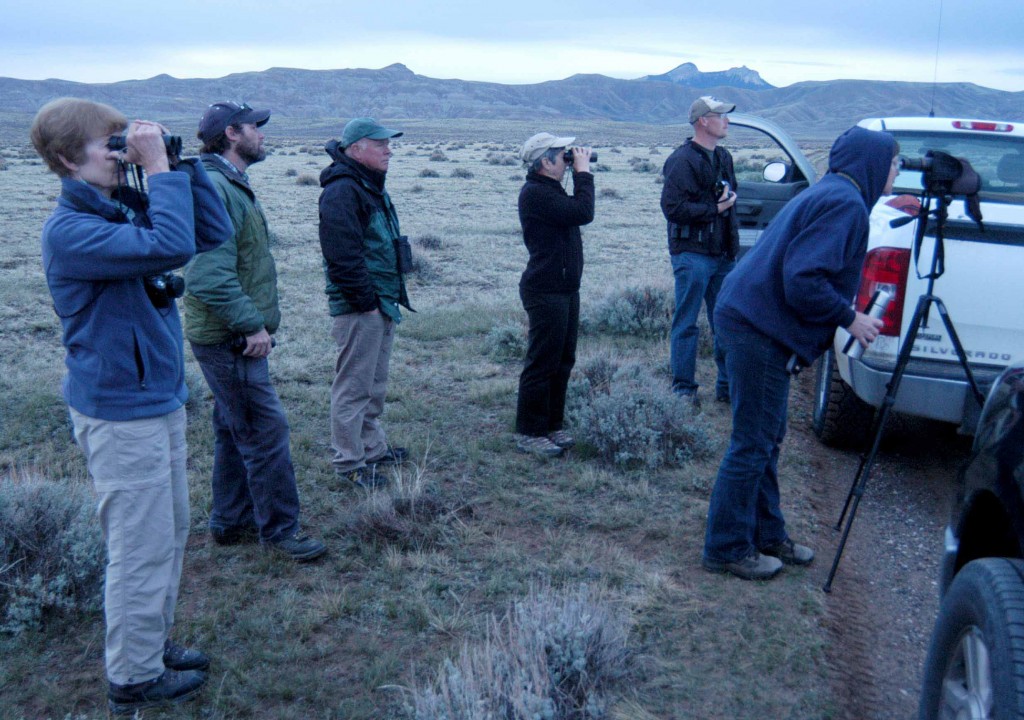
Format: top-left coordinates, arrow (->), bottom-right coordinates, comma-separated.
318,145 -> 411,322
183,155 -> 281,345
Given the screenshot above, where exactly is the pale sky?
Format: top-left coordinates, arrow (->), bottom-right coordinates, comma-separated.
3,0 -> 1022,92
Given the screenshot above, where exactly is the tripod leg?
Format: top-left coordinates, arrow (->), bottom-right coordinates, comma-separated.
932,297 -> 987,409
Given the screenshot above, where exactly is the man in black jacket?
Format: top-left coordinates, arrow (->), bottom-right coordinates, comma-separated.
514,132 -> 595,457
661,96 -> 740,408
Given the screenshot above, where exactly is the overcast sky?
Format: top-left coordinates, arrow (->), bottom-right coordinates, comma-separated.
3,0 -> 1022,92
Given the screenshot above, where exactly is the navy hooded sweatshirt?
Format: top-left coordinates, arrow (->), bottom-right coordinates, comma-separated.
714,126 -> 897,365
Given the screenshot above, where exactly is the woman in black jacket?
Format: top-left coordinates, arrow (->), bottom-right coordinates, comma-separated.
514,132 -> 595,457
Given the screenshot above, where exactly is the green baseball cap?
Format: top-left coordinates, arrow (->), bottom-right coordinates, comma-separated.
341,117 -> 403,148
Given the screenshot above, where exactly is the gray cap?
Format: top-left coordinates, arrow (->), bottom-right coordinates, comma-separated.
341,118 -> 403,148
689,96 -> 736,124
519,132 -> 576,165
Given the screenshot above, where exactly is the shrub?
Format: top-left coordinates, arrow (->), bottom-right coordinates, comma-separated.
486,152 -> 518,166
0,473 -> 105,634
648,147 -> 662,155
416,234 -> 443,250
599,187 -> 621,199
407,583 -> 631,720
628,158 -> 657,173
410,184 -> 425,193
591,163 -> 611,173
450,168 -> 475,179
0,157 -> 7,171
583,286 -> 672,337
566,361 -> 714,468
296,173 -> 318,186
284,168 -> 298,177
419,168 -> 441,178
609,147 -> 622,154
482,321 -> 526,362
429,150 -> 449,162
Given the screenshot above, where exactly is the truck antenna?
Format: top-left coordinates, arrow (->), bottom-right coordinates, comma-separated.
928,0 -> 944,117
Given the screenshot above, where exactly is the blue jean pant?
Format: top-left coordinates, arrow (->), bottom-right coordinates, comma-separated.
703,320 -> 791,563
190,341 -> 300,543
670,251 -> 733,397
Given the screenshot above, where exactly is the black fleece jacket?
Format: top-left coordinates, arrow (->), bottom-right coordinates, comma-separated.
518,170 -> 595,293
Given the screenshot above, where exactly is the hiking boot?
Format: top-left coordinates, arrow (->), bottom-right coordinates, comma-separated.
338,466 -> 387,489
547,430 -> 575,449
268,534 -> 327,562
761,539 -> 815,566
163,638 -> 210,671
209,524 -> 259,546
108,669 -> 207,715
702,552 -> 783,580
368,445 -> 408,466
516,434 -> 564,458
675,390 -> 702,412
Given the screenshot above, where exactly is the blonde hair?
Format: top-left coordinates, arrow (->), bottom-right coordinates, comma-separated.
30,98 -> 127,177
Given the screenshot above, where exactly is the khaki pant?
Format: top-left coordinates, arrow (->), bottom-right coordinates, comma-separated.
330,311 -> 394,472
70,406 -> 189,685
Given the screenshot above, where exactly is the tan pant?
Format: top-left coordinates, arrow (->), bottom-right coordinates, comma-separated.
330,311 -> 394,472
70,406 -> 189,685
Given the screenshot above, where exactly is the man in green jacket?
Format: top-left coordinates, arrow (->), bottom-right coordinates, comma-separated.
318,118 -> 412,488
184,101 -> 325,562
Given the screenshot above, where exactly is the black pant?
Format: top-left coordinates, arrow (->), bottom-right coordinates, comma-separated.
516,288 -> 579,436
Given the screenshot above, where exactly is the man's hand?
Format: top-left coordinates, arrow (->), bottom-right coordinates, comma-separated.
243,328 -> 273,358
717,185 -> 737,213
846,311 -> 884,348
123,120 -> 170,176
570,146 -> 592,174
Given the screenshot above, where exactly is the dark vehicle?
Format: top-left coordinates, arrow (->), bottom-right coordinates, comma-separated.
919,361 -> 1024,719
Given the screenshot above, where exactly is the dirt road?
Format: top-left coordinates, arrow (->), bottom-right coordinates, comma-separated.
789,377 -> 974,720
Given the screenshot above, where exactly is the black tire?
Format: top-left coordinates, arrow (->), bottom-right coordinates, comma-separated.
918,558 -> 1024,720
811,347 -> 874,447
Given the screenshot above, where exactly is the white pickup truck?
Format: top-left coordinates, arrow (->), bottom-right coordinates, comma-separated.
811,116 -> 1024,445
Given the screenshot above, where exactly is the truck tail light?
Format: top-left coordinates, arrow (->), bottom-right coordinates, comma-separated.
857,248 -> 910,336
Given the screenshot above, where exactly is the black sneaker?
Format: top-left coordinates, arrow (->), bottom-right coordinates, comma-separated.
209,524 -> 259,546
368,445 -> 408,466
268,534 -> 327,562
108,669 -> 207,715
338,466 -> 387,489
761,539 -> 815,566
163,637 -> 210,671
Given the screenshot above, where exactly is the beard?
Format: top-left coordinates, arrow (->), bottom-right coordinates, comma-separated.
236,135 -> 266,166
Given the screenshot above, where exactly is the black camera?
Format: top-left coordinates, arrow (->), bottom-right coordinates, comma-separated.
562,149 -> 598,163
144,273 -> 185,308
899,150 -> 980,196
107,134 -> 183,158
715,179 -> 732,197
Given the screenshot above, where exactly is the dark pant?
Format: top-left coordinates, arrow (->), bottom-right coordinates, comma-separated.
190,341 -> 300,544
516,288 -> 579,437
703,320 -> 790,564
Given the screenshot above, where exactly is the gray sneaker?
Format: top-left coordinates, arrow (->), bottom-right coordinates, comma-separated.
761,539 -> 815,566
702,552 -> 783,580
268,534 -> 327,562
516,434 -> 564,457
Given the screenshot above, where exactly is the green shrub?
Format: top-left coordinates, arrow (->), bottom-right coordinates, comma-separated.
628,158 -> 657,173
583,286 -> 672,337
0,474 -> 105,634
419,168 -> 441,178
485,152 -> 518,166
416,234 -> 444,250
408,583 -> 631,720
429,150 -> 449,162
482,321 -> 526,362
295,173 -> 318,186
566,359 -> 714,468
450,168 -> 474,179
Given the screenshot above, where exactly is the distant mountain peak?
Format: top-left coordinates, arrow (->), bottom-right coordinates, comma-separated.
642,62 -> 774,90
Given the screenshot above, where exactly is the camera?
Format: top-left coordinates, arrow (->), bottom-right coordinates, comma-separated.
715,179 -> 732,197
562,149 -> 598,163
107,133 -> 183,158
899,150 -> 980,196
144,273 -> 185,308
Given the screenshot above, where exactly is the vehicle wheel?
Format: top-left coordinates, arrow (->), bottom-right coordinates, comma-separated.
811,347 -> 874,447
918,558 -> 1024,720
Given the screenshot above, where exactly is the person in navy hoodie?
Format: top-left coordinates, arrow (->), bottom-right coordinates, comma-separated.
701,126 -> 899,581
31,97 -> 231,713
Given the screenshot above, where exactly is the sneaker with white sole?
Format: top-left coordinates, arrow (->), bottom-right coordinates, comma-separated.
516,434 -> 564,457
547,430 -> 575,448
702,551 -> 783,580
761,539 -> 814,566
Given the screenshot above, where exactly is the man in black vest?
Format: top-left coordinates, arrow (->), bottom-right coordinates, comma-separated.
661,96 -> 740,408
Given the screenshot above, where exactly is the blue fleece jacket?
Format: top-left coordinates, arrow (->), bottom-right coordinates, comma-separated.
714,126 -> 897,365
41,163 -> 231,421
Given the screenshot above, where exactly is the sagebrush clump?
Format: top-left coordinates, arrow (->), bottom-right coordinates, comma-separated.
408,583 -> 631,720
419,168 -> 441,178
295,173 -> 318,186
0,474 -> 105,634
583,285 -> 671,337
566,358 -> 714,468
482,321 -> 526,362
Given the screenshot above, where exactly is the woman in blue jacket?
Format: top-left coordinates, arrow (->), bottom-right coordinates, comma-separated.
32,97 -> 231,714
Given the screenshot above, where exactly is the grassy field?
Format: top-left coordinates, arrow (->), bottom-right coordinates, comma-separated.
1,119 -> 838,719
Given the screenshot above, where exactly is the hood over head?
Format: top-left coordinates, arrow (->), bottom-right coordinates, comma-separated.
827,126 -> 897,209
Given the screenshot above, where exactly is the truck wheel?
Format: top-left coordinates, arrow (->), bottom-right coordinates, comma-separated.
918,558 -> 1024,720
811,348 -> 874,447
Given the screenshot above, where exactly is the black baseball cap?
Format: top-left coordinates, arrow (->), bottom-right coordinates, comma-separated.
197,101 -> 270,142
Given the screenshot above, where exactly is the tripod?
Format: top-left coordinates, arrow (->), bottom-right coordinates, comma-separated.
822,189 -> 986,593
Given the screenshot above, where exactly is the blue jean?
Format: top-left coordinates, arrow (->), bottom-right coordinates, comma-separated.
670,251 -> 733,397
190,342 -> 300,543
703,320 -> 791,563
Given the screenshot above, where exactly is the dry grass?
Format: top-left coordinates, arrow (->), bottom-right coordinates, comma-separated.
0,119 -> 835,719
